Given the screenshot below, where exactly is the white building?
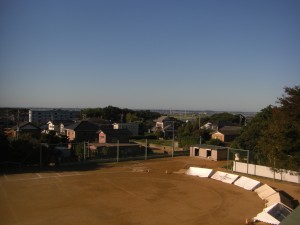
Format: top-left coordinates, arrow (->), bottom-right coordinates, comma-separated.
29,109 -> 80,124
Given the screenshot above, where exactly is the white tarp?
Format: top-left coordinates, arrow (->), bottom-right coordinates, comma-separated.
254,203 -> 292,225
265,192 -> 293,209
211,171 -> 239,184
255,184 -> 277,200
185,167 -> 213,178
234,176 -> 261,191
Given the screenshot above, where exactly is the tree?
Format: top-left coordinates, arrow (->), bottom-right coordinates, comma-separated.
233,86 -> 300,171
206,138 -> 225,146
231,106 -> 273,150
126,112 -> 139,123
209,112 -> 239,124
75,143 -> 84,161
259,86 -> 300,171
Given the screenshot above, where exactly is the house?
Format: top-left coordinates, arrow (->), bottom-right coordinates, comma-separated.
64,120 -> 100,142
98,128 -> 131,143
152,116 -> 175,138
47,120 -> 74,134
11,122 -> 41,138
113,122 -> 139,136
190,145 -> 228,161
211,126 -> 242,142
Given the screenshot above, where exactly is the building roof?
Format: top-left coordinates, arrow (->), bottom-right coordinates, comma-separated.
64,120 -> 100,131
154,116 -> 171,123
98,128 -> 131,136
47,120 -> 75,125
191,144 -> 227,150
12,122 -> 41,130
279,205 -> 300,225
217,126 -> 242,136
29,108 -> 81,112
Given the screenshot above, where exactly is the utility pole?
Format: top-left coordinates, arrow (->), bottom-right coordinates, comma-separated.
40,144 -> 42,170
172,121 -> 174,158
83,142 -> 86,161
16,109 -> 20,139
117,140 -> 119,162
199,113 -> 202,146
145,139 -> 148,160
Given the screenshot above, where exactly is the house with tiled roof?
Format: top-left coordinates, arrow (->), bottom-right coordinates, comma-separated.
152,116 -> 175,138
11,122 -> 41,138
211,126 -> 242,143
47,120 -> 74,134
98,128 -> 131,143
64,120 -> 101,142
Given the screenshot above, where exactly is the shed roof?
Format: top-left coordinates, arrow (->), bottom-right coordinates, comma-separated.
279,205 -> 300,225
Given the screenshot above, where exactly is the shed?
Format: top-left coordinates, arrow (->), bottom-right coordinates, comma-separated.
190,145 -> 227,161
279,205 -> 300,225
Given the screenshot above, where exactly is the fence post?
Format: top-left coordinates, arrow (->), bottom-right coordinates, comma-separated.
145,139 -> 148,161
247,150 -> 249,174
227,148 -> 229,171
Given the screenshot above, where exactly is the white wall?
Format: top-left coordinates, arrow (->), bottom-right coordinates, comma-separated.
233,161 -> 299,184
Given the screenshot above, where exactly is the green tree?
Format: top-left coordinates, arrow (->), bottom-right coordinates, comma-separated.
75,143 -> 84,161
9,135 -> 40,164
126,112 -> 139,122
206,138 -> 225,146
258,86 -> 300,171
154,129 -> 164,139
209,112 -> 239,124
231,106 -> 273,150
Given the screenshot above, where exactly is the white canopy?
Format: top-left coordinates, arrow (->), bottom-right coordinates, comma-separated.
211,171 -> 239,184
265,192 -> 293,209
254,203 -> 292,225
255,184 -> 277,200
234,176 -> 261,191
185,167 -> 213,178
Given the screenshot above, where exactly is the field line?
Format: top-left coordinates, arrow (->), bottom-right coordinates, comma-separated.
104,178 -> 136,197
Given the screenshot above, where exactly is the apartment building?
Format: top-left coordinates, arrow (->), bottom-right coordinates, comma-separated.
29,108 -> 80,124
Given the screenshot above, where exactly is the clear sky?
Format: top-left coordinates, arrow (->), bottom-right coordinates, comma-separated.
0,0 -> 299,112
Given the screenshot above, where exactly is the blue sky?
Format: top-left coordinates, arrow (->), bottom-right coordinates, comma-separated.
0,0 -> 299,112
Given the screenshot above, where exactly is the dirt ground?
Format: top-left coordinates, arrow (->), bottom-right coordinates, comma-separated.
1,157 -> 299,225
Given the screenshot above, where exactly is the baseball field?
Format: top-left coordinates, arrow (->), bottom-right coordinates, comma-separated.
1,157 -> 299,225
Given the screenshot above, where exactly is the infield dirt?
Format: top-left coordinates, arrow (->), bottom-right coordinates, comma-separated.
1,157 -> 299,225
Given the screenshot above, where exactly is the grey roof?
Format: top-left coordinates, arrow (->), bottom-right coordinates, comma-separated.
98,128 -> 131,136
64,120 -> 100,131
218,126 -> 242,135
48,120 -> 75,125
154,116 -> 171,123
12,122 -> 40,130
280,205 -> 300,225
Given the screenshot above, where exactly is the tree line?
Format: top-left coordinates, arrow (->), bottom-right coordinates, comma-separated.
232,86 -> 300,172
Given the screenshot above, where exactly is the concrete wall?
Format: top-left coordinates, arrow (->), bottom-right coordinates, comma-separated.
190,147 -> 227,161
233,161 -> 300,184
213,149 -> 227,160
199,148 -> 207,158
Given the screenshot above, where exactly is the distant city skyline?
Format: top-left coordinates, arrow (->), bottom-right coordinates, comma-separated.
1,0 -> 299,112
